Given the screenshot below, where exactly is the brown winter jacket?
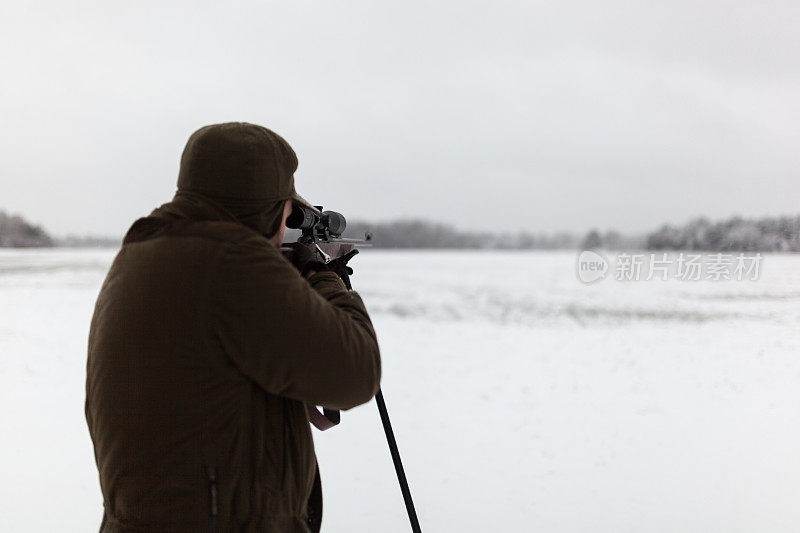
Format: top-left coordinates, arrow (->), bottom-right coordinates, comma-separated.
85,195 -> 381,532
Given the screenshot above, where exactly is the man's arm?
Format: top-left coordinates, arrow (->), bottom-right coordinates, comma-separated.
211,234 -> 381,410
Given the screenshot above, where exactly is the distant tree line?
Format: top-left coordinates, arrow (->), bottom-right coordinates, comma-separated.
0,210 -> 53,247
644,215 -> 800,252
581,229 -> 646,251
338,219 -> 580,249
57,235 -> 122,247
582,215 -> 800,252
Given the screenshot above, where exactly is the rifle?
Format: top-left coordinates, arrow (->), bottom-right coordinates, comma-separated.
280,205 -> 372,274
281,204 -> 422,533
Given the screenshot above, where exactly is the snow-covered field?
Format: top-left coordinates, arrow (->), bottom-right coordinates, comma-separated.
2,248 -> 800,532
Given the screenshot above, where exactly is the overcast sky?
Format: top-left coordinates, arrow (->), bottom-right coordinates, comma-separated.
1,1 -> 798,236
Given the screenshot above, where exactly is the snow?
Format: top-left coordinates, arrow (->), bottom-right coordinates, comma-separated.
1,248 -> 800,532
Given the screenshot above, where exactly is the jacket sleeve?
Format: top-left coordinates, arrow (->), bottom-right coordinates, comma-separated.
211,234 -> 381,410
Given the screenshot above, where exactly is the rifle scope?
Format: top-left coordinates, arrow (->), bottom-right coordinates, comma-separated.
286,205 -> 346,239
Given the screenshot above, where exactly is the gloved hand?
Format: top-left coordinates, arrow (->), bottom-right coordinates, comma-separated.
306,249 -> 359,280
281,242 -> 316,274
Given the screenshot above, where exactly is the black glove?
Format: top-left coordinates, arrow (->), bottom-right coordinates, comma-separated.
281,242 -> 316,273
306,249 -> 359,280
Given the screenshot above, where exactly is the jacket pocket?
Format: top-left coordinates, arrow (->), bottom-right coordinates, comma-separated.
207,466 -> 219,532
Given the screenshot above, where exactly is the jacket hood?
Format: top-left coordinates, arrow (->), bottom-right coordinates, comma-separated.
177,122 -> 297,202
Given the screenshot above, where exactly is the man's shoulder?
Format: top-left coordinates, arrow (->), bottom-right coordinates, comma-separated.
117,215 -> 290,281
123,216 -> 265,247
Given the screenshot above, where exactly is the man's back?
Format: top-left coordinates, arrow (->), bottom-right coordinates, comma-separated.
86,195 -> 381,532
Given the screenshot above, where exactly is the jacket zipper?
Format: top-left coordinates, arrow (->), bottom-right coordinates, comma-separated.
207,466 -> 219,532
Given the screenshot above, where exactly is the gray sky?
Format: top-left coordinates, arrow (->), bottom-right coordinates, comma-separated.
1,1 -> 798,236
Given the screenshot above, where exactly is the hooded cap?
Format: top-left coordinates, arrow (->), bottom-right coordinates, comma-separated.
176,122 -> 317,237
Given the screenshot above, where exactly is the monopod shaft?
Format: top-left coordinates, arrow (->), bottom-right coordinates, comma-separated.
375,389 -> 422,533
340,270 -> 421,532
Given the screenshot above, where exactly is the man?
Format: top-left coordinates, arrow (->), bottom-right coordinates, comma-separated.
85,122 -> 381,532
